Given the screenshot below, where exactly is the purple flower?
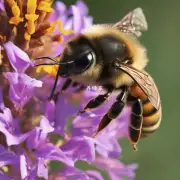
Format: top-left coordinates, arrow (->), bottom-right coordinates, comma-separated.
26,117 -> 74,167
16,152 -> 48,179
0,145 -> 19,167
3,72 -> 42,110
51,167 -> 104,180
3,42 -> 42,109
0,90 -> 32,146
61,136 -> 95,163
94,157 -> 138,180
0,1 -> 138,179
4,41 -> 31,73
51,0 -> 93,34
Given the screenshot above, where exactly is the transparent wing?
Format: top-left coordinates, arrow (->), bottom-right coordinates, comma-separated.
119,63 -> 160,110
113,8 -> 148,37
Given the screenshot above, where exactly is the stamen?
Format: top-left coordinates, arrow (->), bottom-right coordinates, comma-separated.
55,139 -> 64,147
7,0 -> 23,25
24,32 -> 31,41
37,0 -> 54,13
46,20 -> 74,35
25,14 -> 39,34
27,0 -> 37,14
37,0 -> 54,23
1,166 -> 8,172
24,0 -> 39,40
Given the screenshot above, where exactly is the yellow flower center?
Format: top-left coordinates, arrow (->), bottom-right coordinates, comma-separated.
6,0 -> 74,76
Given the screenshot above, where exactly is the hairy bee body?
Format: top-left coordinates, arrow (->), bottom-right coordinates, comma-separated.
36,8 -> 161,150
64,27 -> 161,149
69,25 -> 148,88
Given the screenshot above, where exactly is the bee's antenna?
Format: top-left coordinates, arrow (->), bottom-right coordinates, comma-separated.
35,63 -> 59,67
34,60 -> 75,67
34,56 -> 58,62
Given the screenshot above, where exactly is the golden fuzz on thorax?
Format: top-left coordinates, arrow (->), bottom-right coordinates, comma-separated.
82,25 -> 148,71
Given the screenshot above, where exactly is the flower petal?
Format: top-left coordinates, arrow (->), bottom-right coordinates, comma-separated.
68,5 -> 82,33
37,158 -> 48,180
0,126 -> 31,146
95,136 -> 121,158
44,101 -> 55,124
0,171 -> 12,180
55,166 -> 89,180
54,94 -> 79,134
27,128 -> 74,167
86,170 -> 104,180
40,116 -> 54,134
76,0 -> 89,16
84,16 -> 93,28
37,143 -> 74,167
0,145 -> 18,167
3,72 -> 42,109
94,157 -> 138,180
4,42 -> 31,73
61,136 -> 95,162
20,155 -> 28,179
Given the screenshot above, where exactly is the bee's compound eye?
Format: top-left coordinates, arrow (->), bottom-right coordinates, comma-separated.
73,51 -> 95,73
87,53 -> 93,61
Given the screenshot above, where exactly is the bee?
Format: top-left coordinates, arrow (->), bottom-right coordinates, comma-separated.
35,8 -> 161,150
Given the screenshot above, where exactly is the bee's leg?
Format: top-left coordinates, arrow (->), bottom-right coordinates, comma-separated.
72,82 -> 79,87
94,86 -> 128,135
78,85 -> 115,114
53,80 -> 84,102
48,67 -> 61,101
60,80 -> 85,94
128,98 -> 143,151
59,79 -> 72,94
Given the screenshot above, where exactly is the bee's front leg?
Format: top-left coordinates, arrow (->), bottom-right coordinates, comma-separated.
77,85 -> 115,114
59,79 -> 72,94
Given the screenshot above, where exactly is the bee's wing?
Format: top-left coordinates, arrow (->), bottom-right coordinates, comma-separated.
112,8 -> 148,37
119,64 -> 160,110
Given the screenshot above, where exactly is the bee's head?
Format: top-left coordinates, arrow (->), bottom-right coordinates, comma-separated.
35,27 -> 148,87
58,36 -> 96,78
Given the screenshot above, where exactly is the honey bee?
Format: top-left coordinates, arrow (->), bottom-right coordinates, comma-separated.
35,8 -> 161,150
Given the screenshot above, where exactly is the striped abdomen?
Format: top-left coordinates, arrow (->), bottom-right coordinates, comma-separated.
129,84 -> 162,140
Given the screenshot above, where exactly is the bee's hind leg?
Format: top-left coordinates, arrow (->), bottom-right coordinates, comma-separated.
94,86 -> 128,136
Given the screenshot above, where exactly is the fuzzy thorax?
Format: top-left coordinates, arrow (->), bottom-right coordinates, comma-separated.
72,25 -> 148,88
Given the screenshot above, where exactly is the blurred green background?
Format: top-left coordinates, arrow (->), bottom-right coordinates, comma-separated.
59,0 -> 179,179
